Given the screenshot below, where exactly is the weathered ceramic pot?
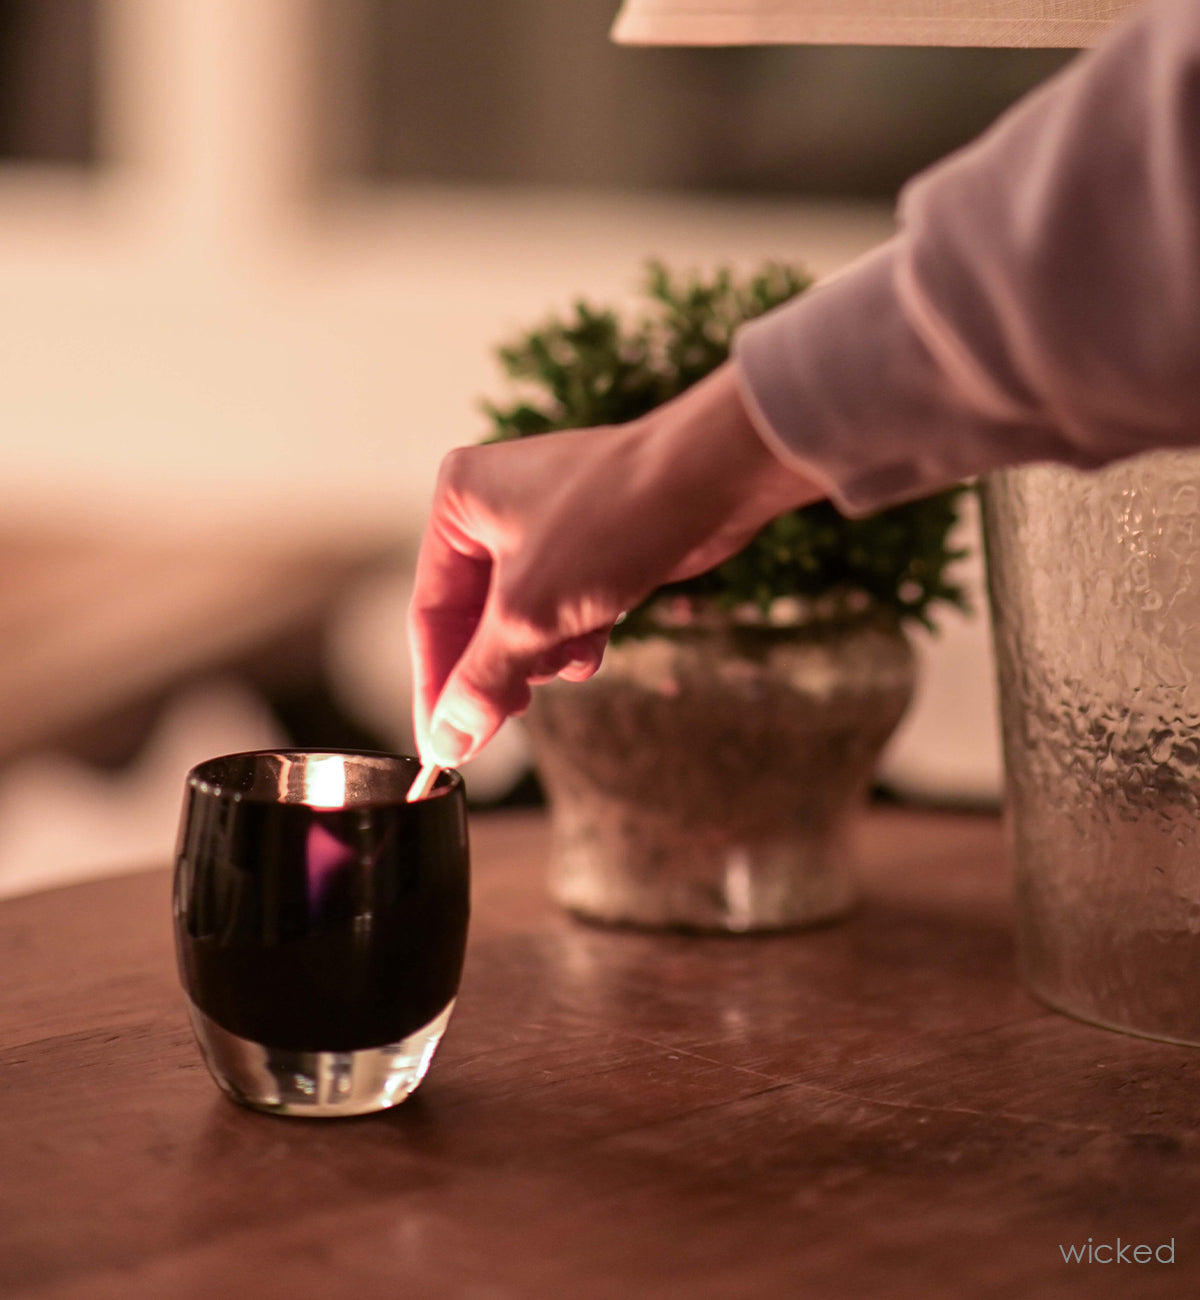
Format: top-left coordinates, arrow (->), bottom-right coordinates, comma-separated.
525,601 -> 915,931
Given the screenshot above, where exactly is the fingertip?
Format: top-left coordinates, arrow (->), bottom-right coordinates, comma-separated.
554,630 -> 608,683
434,639 -> 532,763
429,719 -> 475,768
556,659 -> 600,683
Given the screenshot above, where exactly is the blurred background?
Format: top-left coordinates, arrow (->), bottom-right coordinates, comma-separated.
0,0 -> 1078,896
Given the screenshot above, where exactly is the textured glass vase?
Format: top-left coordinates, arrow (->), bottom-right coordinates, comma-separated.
982,452 -> 1200,1045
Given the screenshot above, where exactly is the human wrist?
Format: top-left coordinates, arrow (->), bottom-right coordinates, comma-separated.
647,362 -> 825,530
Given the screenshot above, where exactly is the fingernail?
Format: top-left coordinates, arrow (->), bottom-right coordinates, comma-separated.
430,719 -> 473,768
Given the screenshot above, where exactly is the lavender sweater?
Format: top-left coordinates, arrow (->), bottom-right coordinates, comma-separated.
734,0 -> 1200,516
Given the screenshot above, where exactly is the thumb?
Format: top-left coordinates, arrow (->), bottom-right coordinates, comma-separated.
426,619 -> 533,768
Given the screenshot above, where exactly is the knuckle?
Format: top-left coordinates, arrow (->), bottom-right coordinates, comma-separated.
435,445 -> 474,494
492,577 -> 556,647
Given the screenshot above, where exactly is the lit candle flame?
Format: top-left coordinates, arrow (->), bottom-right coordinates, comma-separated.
304,755 -> 347,809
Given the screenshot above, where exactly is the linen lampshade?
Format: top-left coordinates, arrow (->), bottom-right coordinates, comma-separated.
610,0 -> 1140,48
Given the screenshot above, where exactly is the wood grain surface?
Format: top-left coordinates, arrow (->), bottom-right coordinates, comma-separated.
2,807 -> 1198,1299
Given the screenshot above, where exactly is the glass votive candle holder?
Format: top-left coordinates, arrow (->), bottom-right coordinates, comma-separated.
173,750 -> 468,1117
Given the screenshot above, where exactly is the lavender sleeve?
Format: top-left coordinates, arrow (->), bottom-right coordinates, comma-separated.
733,0 -> 1200,517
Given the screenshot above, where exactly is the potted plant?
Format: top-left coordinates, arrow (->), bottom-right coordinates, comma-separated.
483,262 -> 966,931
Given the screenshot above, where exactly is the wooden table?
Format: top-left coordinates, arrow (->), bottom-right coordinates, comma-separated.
3,808 -> 1199,1299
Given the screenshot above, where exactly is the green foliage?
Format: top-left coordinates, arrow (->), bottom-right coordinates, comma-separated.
483,261 -> 968,634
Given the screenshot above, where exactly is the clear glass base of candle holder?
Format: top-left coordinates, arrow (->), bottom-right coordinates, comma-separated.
185,1000 -> 455,1117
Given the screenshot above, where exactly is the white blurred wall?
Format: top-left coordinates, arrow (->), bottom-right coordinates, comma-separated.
0,0 -> 903,544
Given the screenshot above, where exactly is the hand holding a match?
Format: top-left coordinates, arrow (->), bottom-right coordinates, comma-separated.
407,363 -> 824,770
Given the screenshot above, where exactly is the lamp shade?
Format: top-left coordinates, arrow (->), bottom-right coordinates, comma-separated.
610,0 -> 1139,48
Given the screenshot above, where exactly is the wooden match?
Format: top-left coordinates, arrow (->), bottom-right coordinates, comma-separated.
405,762 -> 442,803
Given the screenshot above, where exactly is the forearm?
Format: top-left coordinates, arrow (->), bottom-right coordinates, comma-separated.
734,0 -> 1200,516
634,365 -> 827,585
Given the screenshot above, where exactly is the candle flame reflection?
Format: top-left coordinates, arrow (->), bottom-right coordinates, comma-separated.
304,755 -> 347,809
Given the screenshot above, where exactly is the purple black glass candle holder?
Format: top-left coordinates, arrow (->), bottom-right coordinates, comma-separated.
173,750 -> 468,1117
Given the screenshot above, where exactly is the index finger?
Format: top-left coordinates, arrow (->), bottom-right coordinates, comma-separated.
407,519 -> 493,760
